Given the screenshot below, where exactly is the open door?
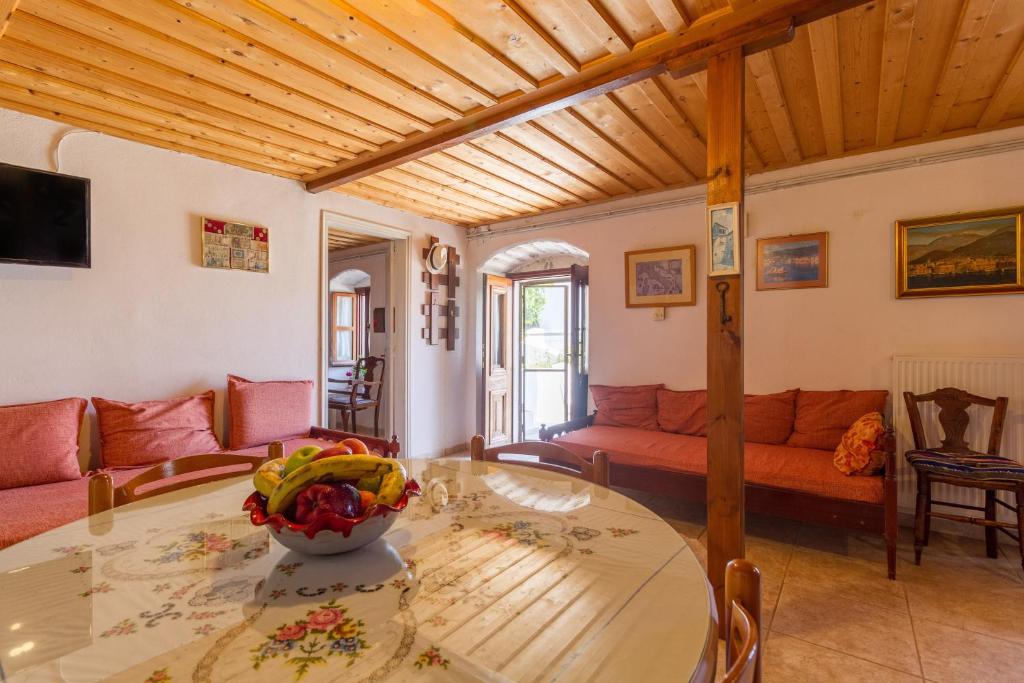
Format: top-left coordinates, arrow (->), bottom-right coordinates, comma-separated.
483,274 -> 513,446
569,264 -> 590,419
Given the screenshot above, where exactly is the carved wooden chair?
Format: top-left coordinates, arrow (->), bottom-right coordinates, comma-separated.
328,355 -> 386,437
723,559 -> 761,683
88,445 -> 280,515
470,435 -> 610,487
903,387 -> 1023,570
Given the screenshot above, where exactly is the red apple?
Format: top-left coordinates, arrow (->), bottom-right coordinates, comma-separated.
310,445 -> 353,462
293,483 -> 361,523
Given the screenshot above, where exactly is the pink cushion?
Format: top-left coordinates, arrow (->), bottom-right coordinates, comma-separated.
228,374 -> 313,449
657,389 -> 708,436
591,384 -> 663,431
93,391 -> 222,468
744,390 -> 797,445
0,398 -> 86,490
788,390 -> 889,451
553,426 -> 882,504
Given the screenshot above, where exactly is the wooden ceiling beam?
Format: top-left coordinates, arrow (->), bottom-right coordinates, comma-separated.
526,119 -> 639,192
323,0 -> 500,107
604,92 -> 697,180
566,107 -> 667,188
492,130 -> 612,198
378,167 -> 517,219
876,0 -> 917,146
464,139 -> 586,203
689,70 -> 764,170
978,32 -> 1024,128
446,144 -> 575,205
359,174 -> 502,222
807,16 -> 845,156
640,77 -> 708,173
305,0 -> 873,192
407,159 -> 543,213
922,0 -> 997,138
645,0 -> 692,31
746,50 -> 803,163
582,0 -> 635,52
503,0 -> 581,75
432,150 -> 557,210
0,0 -> 18,40
338,181 -> 476,225
413,0 -> 540,88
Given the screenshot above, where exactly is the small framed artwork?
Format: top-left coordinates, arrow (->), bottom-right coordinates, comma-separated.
756,232 -> 829,290
202,217 -> 269,273
624,245 -> 696,308
896,208 -> 1023,298
373,306 -> 386,333
708,202 -> 741,277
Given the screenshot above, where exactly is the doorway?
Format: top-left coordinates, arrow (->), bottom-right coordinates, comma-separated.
480,242 -> 589,446
319,211 -> 411,448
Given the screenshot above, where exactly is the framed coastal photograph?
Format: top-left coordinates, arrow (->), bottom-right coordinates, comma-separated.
896,208 -> 1023,298
756,232 -> 828,290
708,202 -> 740,276
624,245 -> 696,308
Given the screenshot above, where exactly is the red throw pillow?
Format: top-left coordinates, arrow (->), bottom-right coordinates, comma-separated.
657,389 -> 707,436
744,390 -> 798,444
591,384 -> 663,431
0,398 -> 86,490
228,374 -> 313,449
788,390 -> 889,451
834,412 -> 887,475
93,391 -> 222,468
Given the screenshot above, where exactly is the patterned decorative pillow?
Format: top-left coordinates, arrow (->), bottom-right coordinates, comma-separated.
833,412 -> 886,476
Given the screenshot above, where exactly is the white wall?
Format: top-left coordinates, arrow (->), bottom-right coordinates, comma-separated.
465,129 -> 1024,424
0,109 -> 468,466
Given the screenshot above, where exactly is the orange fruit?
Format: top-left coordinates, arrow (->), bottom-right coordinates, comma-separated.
341,438 -> 370,455
358,490 -> 377,512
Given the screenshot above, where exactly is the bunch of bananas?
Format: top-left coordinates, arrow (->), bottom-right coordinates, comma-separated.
255,451 -> 407,515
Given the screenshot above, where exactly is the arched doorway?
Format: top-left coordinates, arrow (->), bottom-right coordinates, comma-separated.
479,240 -> 590,444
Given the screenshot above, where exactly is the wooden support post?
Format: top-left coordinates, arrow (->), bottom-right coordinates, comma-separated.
706,47 -> 746,632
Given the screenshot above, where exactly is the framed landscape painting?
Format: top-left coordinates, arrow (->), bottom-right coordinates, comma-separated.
756,232 -> 828,290
708,202 -> 740,277
624,245 -> 696,308
896,208 -> 1023,298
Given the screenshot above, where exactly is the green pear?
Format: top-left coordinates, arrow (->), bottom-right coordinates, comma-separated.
284,445 -> 323,475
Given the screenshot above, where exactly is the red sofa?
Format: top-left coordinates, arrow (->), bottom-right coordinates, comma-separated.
540,388 -> 898,579
0,427 -> 398,549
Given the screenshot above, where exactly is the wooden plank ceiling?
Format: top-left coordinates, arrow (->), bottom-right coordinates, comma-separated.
1,0 -> 1023,227
327,228 -> 388,251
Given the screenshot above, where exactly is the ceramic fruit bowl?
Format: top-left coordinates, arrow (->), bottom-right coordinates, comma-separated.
243,479 -> 420,555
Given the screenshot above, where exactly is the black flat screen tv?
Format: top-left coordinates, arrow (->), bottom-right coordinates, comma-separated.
0,162 -> 90,268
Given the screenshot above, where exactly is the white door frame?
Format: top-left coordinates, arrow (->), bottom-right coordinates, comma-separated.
319,210 -> 412,451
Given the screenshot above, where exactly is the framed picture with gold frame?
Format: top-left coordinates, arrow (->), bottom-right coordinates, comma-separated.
896,208 -> 1023,299
756,232 -> 828,291
624,245 -> 696,308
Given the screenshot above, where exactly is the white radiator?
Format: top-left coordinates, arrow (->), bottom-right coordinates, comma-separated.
892,356 -> 1024,521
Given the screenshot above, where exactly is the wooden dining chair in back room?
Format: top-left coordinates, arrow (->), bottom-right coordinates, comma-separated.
329,355 -> 386,437
470,435 -> 610,487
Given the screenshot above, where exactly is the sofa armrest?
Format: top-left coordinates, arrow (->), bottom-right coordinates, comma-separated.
539,411 -> 596,442
308,426 -> 400,458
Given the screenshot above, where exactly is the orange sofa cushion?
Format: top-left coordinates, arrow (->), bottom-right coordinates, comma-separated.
228,374 -> 314,449
657,389 -> 707,436
554,425 -> 883,504
744,390 -> 797,444
834,412 -> 887,476
591,384 -> 663,431
788,390 -> 888,451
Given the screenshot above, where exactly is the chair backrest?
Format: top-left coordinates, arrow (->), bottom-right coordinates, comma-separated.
903,387 -> 1009,455
470,435 -> 610,487
88,447 -> 276,515
724,558 -> 761,683
355,355 -> 386,401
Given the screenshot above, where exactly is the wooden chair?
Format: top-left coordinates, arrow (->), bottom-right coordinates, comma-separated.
470,435 -> 610,487
723,559 -> 761,683
88,444 -> 280,515
328,355 -> 385,437
904,387 -> 1023,570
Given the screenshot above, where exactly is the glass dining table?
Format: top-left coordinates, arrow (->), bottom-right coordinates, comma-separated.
0,458 -> 716,682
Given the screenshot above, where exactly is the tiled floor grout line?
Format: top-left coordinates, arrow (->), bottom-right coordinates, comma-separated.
903,567 -> 927,680
912,614 -> 1024,648
767,631 -> 928,680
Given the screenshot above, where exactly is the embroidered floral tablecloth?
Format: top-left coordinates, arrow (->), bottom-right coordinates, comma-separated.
0,459 -> 713,682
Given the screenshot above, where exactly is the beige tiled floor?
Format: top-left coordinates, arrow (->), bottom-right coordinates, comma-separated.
622,489 -> 1024,683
